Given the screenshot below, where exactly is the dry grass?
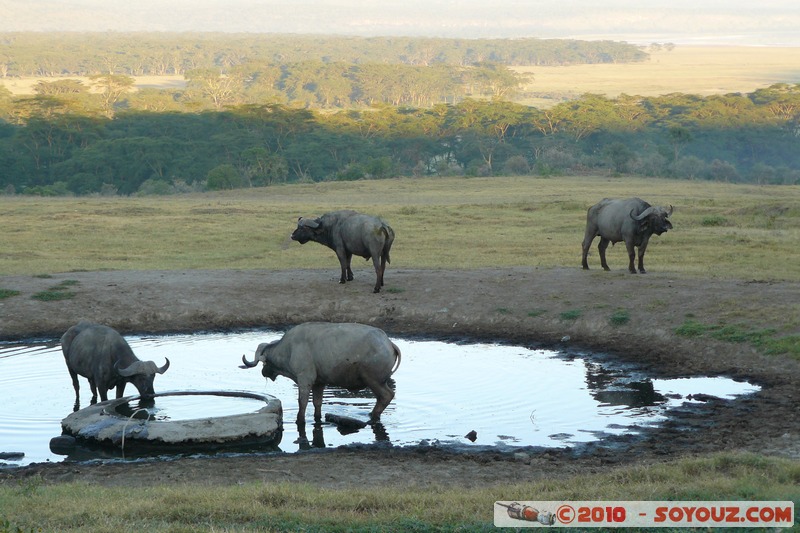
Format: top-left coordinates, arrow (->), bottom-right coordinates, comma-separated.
0,75 -> 187,95
1,175 -> 798,281
514,46 -> 800,107
1,452 -> 797,531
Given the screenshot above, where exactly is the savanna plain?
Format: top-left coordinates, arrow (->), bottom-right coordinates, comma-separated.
1,175 -> 799,531
2,46 -> 800,531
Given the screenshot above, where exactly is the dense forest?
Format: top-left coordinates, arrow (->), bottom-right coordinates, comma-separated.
0,34 -> 797,194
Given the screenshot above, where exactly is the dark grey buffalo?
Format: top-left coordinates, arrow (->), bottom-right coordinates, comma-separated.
61,321 -> 170,410
241,322 -> 401,424
291,210 -> 394,293
581,197 -> 673,274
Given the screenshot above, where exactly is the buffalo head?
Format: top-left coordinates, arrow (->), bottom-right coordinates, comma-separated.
241,341 -> 280,381
290,217 -> 321,244
631,204 -> 673,236
116,358 -> 170,399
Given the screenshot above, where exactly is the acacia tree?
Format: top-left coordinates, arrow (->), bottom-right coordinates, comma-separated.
90,74 -> 135,117
184,68 -> 243,110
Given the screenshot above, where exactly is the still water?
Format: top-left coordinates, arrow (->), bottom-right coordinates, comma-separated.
0,330 -> 758,467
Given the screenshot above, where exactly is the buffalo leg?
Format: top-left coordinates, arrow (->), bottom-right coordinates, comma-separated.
115,383 -> 126,399
360,371 -> 395,422
311,384 -> 325,422
625,241 -> 638,274
335,251 -> 350,284
88,380 -> 99,404
581,235 -> 595,269
637,243 -> 648,273
69,370 -> 81,411
345,253 -> 354,281
598,238 -> 611,271
296,385 -> 311,424
371,255 -> 383,293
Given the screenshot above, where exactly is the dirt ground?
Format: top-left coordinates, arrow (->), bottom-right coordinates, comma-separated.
1,267 -> 799,488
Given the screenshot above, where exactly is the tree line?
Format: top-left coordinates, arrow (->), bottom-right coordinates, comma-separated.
1,82 -> 798,195
0,33 -> 648,79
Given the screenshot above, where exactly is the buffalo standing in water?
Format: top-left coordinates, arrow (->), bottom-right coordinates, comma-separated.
291,210 -> 394,293
241,322 -> 401,424
61,321 -> 170,411
581,197 -> 673,274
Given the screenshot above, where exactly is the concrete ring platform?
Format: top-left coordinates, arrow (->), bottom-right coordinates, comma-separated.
61,391 -> 283,452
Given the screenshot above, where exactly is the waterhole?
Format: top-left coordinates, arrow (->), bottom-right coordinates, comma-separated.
0,330 -> 758,466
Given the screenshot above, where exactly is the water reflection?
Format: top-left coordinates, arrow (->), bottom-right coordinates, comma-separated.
294,421 -> 390,451
584,362 -> 667,408
0,331 -> 759,466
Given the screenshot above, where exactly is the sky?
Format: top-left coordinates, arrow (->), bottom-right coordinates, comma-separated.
1,0 -> 799,45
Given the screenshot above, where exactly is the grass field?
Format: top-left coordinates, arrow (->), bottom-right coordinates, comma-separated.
1,175 -> 798,281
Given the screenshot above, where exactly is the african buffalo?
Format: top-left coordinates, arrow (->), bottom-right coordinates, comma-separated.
581,197 -> 673,274
291,210 -> 394,293
240,322 -> 401,424
61,321 -> 170,411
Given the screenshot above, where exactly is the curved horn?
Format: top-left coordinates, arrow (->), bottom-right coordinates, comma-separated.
157,358 -> 170,374
667,204 -> 674,216
631,206 -> 656,221
116,360 -> 149,377
241,353 -> 260,368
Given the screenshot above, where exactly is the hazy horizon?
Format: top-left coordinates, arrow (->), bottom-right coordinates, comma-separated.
1,0 -> 799,46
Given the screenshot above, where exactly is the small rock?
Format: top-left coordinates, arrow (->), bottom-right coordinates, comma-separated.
465,430 -> 477,442
0,451 -> 25,461
49,435 -> 77,455
561,335 -> 570,343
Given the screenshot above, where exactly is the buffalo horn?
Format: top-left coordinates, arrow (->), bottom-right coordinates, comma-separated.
631,206 -> 656,221
667,204 -> 674,216
241,353 -> 260,368
117,358 -> 170,376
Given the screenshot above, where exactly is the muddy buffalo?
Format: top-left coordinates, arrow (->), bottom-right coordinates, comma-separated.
61,321 -> 170,411
241,322 -> 401,424
581,197 -> 673,274
291,210 -> 394,293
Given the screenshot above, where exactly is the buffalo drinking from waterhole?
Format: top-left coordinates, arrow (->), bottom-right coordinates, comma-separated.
61,321 -> 170,411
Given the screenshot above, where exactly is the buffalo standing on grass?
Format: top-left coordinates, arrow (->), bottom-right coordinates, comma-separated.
291,210 -> 395,293
581,197 -> 673,274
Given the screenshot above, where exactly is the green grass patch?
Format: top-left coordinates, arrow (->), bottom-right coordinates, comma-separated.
0,288 -> 20,299
701,215 -> 729,226
560,309 -> 582,321
31,280 -> 79,301
676,319 -> 798,358
495,307 -> 511,315
527,309 -> 547,317
609,309 -> 630,326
